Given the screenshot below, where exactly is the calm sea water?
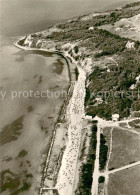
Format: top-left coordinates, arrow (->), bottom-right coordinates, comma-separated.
0,0 -> 135,37
0,44 -> 69,194
0,0 -> 136,194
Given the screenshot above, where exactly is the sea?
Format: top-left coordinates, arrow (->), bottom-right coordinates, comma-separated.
0,0 -> 136,194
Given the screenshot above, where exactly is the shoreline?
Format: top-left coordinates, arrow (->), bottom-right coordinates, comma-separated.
14,2 -> 140,193
14,38 -> 78,194
14,39 -> 74,82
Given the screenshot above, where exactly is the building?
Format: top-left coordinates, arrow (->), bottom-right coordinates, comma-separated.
89,26 -> 94,30
95,97 -> 103,104
112,114 -> 119,122
126,41 -> 135,49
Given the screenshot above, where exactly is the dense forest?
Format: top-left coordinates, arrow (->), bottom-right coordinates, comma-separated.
45,2 -> 140,120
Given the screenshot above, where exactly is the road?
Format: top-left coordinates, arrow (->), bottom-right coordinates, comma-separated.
91,123 -> 101,195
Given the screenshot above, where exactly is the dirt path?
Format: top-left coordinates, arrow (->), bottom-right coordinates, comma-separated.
91,117 -> 118,195
91,117 -> 140,195
104,127 -> 114,195
109,161 -> 140,174
91,121 -> 101,195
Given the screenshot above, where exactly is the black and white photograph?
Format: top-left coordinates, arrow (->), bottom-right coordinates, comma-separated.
0,0 -> 140,195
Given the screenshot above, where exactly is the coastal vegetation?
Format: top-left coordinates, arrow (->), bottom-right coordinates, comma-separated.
46,2 -> 140,41
98,176 -> 105,184
18,2 -> 140,121
123,1 -> 140,8
85,48 -> 140,120
75,67 -> 79,80
15,1 -> 140,194
128,119 -> 140,128
55,2 -> 140,30
99,134 -> 108,170
76,123 -> 97,195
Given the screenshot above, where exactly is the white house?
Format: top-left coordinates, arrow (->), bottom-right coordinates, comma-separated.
24,35 -> 34,47
126,41 -> 135,49
89,26 -> 94,30
36,40 -> 43,48
84,115 -> 93,120
112,114 -> 119,122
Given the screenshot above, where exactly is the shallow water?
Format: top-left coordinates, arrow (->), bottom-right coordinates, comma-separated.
0,0 -> 136,194
0,43 -> 69,194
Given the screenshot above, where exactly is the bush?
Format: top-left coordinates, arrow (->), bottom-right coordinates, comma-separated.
18,150 -> 28,158
98,176 -> 105,183
99,134 -> 108,170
